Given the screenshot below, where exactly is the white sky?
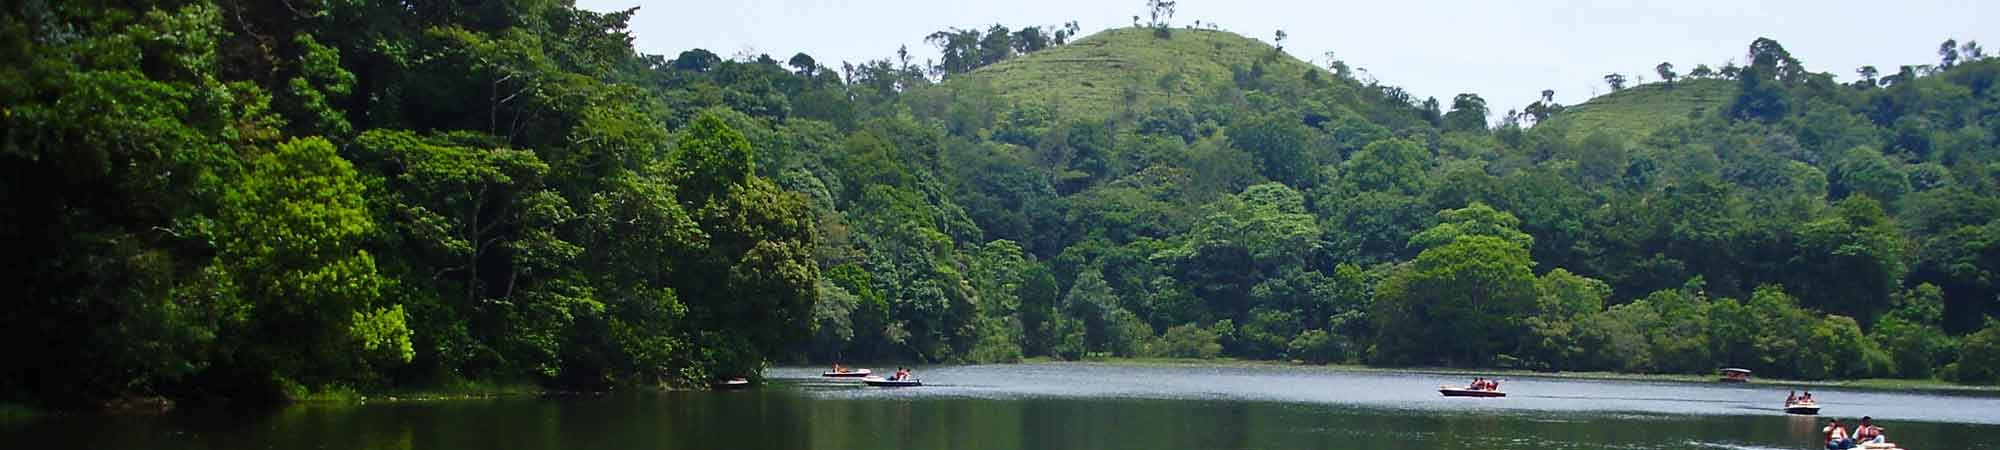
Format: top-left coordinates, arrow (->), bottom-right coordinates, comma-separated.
576,0 -> 1991,121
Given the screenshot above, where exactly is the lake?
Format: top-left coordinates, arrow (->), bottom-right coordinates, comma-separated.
7,362 -> 1999,449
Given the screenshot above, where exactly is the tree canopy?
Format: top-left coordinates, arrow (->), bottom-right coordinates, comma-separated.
6,2 -> 2000,410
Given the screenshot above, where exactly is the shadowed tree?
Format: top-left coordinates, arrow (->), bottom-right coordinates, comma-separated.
673,49 -> 721,71
1690,64 -> 1714,79
1442,93 -> 1489,132
1941,39 -> 1961,68
788,53 -> 817,78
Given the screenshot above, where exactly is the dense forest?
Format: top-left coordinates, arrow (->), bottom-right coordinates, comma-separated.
6,0 -> 2000,408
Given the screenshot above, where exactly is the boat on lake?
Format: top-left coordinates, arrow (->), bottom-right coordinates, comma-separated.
1438,385 -> 1506,397
822,368 -> 872,378
1784,399 -> 1820,415
862,375 -> 921,387
712,378 -> 751,390
1719,367 -> 1752,383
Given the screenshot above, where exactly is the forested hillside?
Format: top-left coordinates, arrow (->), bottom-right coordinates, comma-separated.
6,0 -> 2000,409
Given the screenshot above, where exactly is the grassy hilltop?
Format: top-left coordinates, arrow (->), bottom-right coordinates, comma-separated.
1538,79 -> 1737,140
951,27 -> 1328,118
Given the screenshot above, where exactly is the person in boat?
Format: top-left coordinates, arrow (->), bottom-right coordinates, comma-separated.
832,362 -> 845,373
1823,418 -> 1853,450
1802,391 -> 1814,402
1788,390 -> 1797,404
1853,416 -> 1885,445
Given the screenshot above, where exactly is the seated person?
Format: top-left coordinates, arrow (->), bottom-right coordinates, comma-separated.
1824,419 -> 1853,450
1853,416 -> 1885,444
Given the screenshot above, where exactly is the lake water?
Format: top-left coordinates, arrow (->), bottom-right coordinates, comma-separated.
7,363 -> 2000,449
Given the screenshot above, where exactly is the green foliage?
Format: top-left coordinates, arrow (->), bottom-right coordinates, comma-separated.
1154,323 -> 1224,359
1955,320 -> 2000,383
1520,269 -> 1610,369
221,136 -> 396,390
1789,196 -> 1905,324
1229,112 -> 1315,187
1442,94 -> 1490,133
351,305 -> 416,365
1319,190 -> 1432,264
1340,138 -> 1429,195
1372,235 -> 1538,366
13,5 -> 2000,408
1287,329 -> 1349,364
1871,285 -> 1956,378
672,112 -> 757,205
1804,315 -> 1891,379
1407,202 -> 1535,251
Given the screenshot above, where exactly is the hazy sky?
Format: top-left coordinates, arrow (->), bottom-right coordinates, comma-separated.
576,0 -> 1991,120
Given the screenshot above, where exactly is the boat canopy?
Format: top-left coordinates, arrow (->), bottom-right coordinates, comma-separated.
1720,368 -> 1752,374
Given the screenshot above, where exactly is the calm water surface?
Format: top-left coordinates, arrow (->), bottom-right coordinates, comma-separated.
7,363 -> 2000,450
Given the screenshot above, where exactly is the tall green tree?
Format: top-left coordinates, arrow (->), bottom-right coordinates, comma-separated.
1870,284 -> 1956,378
1441,94 -> 1489,132
1372,234 -> 1538,366
220,137 -> 407,396
1790,196 -> 1905,325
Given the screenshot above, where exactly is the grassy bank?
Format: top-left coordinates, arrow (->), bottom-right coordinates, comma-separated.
1018,357 -> 2000,395
297,379 -> 546,403
0,402 -> 39,420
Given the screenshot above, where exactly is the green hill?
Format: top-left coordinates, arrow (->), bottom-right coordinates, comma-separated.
951,27 -> 1328,118
1538,79 -> 1736,140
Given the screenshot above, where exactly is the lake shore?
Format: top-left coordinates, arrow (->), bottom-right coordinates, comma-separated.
307,380 -> 548,404
1016,356 -> 2000,396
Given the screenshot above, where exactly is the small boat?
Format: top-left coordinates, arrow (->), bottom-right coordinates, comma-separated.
1784,399 -> 1820,415
822,368 -> 873,378
862,376 -> 922,387
1439,385 -> 1506,397
711,378 -> 751,390
1719,367 -> 1752,383
1858,442 -> 1907,450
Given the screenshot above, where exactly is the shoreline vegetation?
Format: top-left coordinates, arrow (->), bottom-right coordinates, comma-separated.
1014,357 -> 2000,395
10,359 -> 1992,417
294,380 -> 550,404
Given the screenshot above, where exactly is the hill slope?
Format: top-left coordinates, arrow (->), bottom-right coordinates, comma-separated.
1538,79 -> 1736,140
951,27 -> 1328,118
